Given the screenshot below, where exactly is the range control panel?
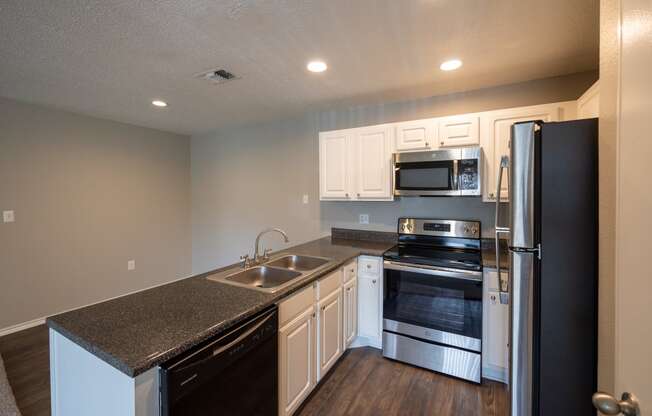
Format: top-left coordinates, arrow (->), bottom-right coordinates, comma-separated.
398,218 -> 481,239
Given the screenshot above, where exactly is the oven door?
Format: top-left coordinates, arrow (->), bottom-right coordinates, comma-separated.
383,261 -> 482,351
394,159 -> 459,196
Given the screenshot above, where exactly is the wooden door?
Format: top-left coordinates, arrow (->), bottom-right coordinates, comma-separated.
343,278 -> 357,348
319,130 -> 351,200
354,125 -> 393,200
279,307 -> 315,416
318,289 -> 342,380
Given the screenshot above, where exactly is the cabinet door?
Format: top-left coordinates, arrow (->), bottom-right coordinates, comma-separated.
483,104 -> 562,202
357,274 -> 380,343
395,119 -> 437,151
438,115 -> 480,147
353,126 -> 393,200
319,130 -> 351,200
279,307 -> 316,416
343,278 -> 358,348
318,289 -> 343,380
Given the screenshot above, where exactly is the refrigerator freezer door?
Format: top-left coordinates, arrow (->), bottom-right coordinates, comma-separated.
509,122 -> 537,249
509,250 -> 535,416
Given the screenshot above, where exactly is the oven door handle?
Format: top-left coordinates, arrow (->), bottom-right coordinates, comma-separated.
383,260 -> 483,282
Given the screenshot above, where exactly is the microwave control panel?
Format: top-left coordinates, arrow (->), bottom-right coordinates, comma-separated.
459,159 -> 479,190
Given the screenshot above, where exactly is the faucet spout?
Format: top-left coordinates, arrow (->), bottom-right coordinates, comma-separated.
254,228 -> 289,263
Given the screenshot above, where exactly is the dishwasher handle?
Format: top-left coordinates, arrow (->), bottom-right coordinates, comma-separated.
161,306 -> 278,403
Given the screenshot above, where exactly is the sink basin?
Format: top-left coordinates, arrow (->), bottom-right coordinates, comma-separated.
224,266 -> 301,289
265,255 -> 331,272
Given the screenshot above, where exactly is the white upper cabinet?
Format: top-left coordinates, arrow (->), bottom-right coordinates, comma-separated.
319,125 -> 393,201
437,115 -> 480,147
481,102 -> 576,202
353,125 -> 393,200
394,119 -> 437,151
577,81 -> 600,119
319,100 -> 583,202
319,130 -> 351,199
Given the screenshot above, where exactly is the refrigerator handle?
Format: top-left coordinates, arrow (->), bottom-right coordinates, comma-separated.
495,155 -> 510,304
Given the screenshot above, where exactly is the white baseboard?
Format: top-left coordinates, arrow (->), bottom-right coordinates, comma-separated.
0,272 -> 195,338
0,317 -> 46,337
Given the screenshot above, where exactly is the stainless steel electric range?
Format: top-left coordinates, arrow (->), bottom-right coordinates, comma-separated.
382,218 -> 483,383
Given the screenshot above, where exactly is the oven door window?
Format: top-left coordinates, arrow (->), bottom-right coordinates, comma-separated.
395,161 -> 454,191
384,268 -> 482,340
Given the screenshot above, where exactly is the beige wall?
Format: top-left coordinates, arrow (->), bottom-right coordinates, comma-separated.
191,71 -> 597,274
0,97 -> 191,330
597,0 -> 618,394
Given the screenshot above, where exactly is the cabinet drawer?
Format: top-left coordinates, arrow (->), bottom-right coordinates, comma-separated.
318,269 -> 342,300
358,256 -> 381,276
343,260 -> 357,283
279,285 -> 315,327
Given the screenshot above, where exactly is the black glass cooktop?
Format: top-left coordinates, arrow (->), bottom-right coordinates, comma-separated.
383,243 -> 482,272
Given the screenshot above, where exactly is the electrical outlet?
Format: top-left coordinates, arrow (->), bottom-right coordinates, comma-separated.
127,260 -> 136,271
359,214 -> 370,224
302,194 -> 309,204
3,210 -> 15,223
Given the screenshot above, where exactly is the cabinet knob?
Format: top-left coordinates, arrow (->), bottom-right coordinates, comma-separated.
367,264 -> 371,269
312,312 -> 316,318
440,141 -> 445,146
350,269 -> 355,273
372,279 -> 377,284
345,193 -> 349,197
425,142 -> 429,147
357,193 -> 360,197
322,306 -> 326,311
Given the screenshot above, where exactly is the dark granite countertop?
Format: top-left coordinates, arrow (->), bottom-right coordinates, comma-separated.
47,236 -> 394,377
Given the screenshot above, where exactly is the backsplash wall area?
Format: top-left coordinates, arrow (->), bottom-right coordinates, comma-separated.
191,71 -> 596,274
322,198 -> 504,238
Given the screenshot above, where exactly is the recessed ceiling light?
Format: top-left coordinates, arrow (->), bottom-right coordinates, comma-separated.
151,100 -> 168,108
440,59 -> 463,71
307,60 -> 328,73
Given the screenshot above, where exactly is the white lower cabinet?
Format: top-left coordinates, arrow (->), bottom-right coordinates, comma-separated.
318,288 -> 343,380
343,278 -> 358,348
279,297 -> 316,416
357,256 -> 383,348
278,256 -> 382,415
482,269 -> 509,383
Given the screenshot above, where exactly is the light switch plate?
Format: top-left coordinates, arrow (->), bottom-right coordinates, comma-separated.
3,210 -> 15,223
127,260 -> 136,271
359,214 -> 370,224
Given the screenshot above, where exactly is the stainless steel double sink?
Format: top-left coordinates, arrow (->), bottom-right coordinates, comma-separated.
206,254 -> 333,293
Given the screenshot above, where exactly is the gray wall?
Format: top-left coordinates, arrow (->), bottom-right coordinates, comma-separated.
0,97 -> 191,329
191,71 -> 597,273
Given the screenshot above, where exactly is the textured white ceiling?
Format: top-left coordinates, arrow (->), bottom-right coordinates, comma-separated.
0,0 -> 598,135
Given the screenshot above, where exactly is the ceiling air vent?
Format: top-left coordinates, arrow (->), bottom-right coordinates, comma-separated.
195,68 -> 240,84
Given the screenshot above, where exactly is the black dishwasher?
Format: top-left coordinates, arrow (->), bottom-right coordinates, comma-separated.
161,306 -> 278,416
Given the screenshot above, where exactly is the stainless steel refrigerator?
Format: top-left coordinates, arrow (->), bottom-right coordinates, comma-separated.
494,119 -> 598,416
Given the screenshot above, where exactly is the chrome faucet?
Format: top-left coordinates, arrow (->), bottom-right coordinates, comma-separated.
254,228 -> 289,264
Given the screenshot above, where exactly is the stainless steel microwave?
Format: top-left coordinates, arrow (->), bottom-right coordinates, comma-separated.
393,147 -> 482,196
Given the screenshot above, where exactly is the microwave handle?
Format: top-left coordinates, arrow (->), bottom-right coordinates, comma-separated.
452,160 -> 459,190
495,156 -> 510,304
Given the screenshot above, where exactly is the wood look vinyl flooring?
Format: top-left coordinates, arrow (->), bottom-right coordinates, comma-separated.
296,347 -> 508,416
0,326 -> 507,416
0,325 -> 50,416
